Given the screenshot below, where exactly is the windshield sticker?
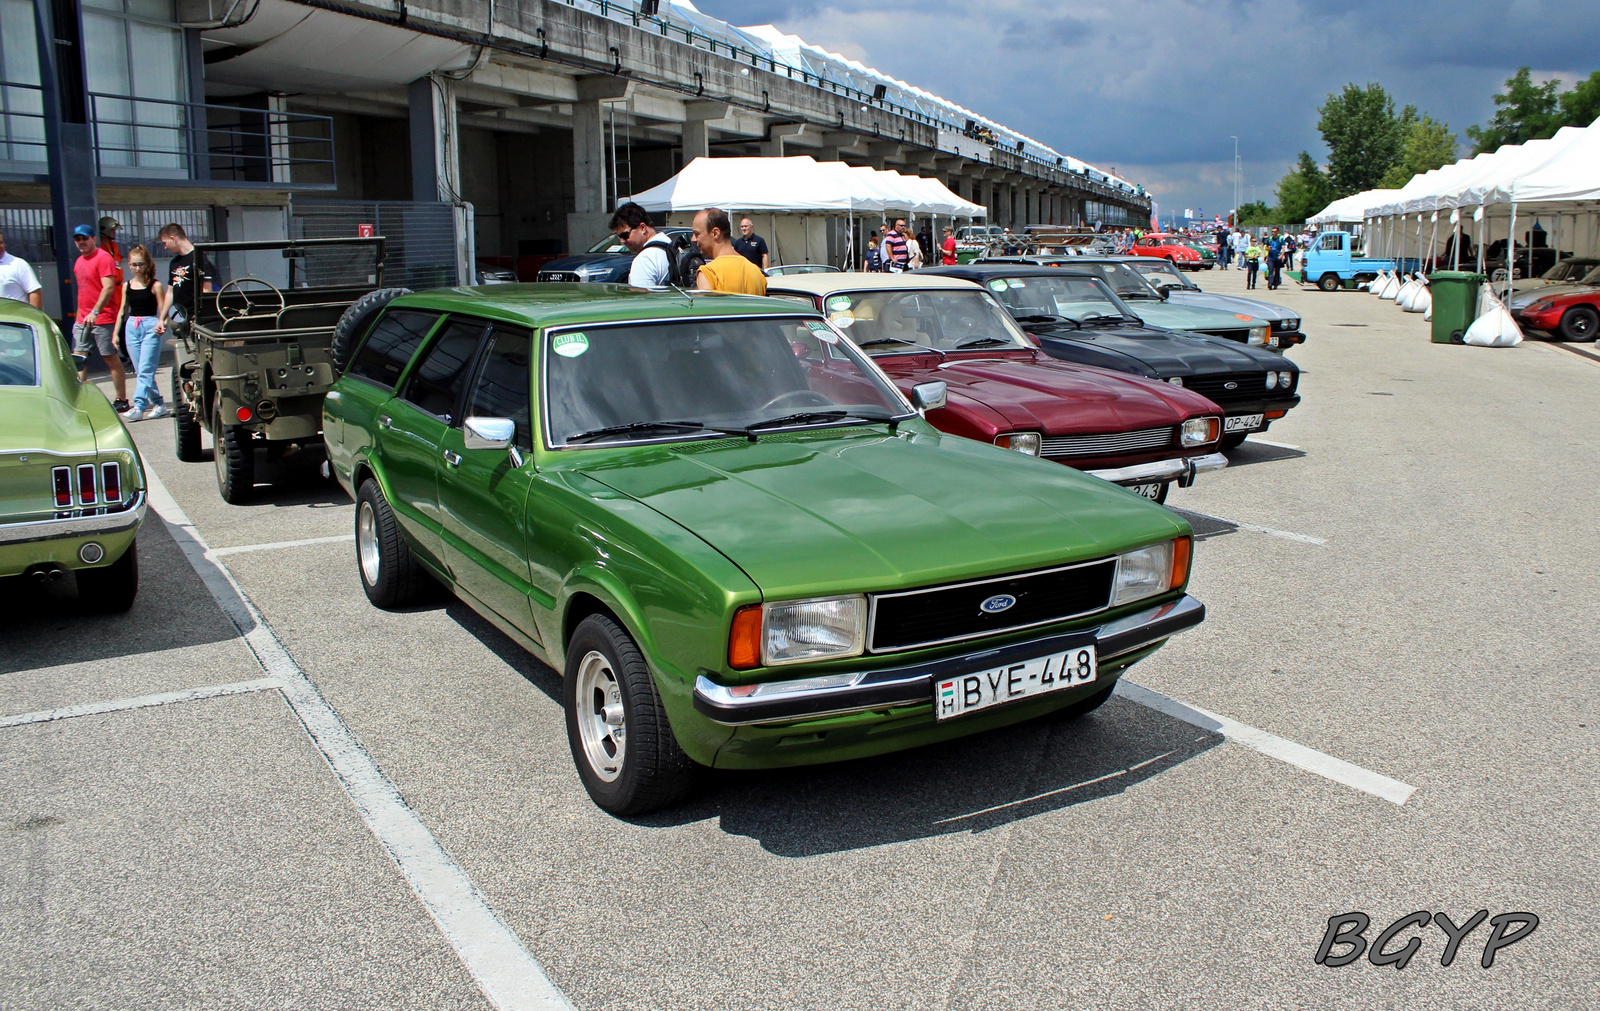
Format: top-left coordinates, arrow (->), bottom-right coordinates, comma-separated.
826,295 -> 853,311
828,310 -> 855,328
552,332 -> 590,358
987,278 -> 1009,292
805,319 -> 841,344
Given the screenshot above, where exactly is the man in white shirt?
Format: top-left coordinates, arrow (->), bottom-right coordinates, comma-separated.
610,202 -> 676,287
1231,230 -> 1249,262
0,231 -> 43,308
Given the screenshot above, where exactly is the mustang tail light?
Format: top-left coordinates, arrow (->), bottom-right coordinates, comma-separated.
102,462 -> 122,504
77,464 -> 97,505
53,467 -> 73,507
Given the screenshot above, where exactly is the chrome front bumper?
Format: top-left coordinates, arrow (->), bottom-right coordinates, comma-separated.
693,595 -> 1205,726
1085,453 -> 1228,488
0,490 -> 148,547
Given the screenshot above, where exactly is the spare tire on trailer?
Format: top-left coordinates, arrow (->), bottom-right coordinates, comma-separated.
331,287 -> 412,372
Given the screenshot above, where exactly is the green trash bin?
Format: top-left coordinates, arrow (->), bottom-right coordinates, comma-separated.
1428,271 -> 1486,344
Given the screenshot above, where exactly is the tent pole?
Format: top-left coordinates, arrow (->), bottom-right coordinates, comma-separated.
1452,217 -> 1460,271
1507,196 -> 1517,298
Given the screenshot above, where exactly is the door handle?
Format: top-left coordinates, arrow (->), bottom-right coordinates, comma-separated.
442,449 -> 461,468
377,414 -> 392,429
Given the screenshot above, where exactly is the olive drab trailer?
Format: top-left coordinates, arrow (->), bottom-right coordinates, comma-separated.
169,236 -> 394,503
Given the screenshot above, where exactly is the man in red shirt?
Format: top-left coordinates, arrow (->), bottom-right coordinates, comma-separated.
941,226 -> 958,266
71,224 -> 128,408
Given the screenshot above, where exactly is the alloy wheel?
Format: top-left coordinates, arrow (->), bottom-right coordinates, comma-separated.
357,500 -> 381,587
575,650 -> 626,783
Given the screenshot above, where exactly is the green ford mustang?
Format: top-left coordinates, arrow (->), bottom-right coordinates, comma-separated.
0,302 -> 146,609
323,284 -> 1206,814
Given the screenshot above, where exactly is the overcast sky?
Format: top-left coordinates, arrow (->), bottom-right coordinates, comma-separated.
688,0 -> 1600,219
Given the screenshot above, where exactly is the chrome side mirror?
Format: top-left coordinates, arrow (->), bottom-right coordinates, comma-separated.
911,381 -> 947,412
463,416 -> 515,451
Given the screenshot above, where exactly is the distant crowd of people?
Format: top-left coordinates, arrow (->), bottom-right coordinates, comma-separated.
862,219 -> 958,271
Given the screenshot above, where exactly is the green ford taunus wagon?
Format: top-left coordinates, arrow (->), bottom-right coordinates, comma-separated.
323,284 -> 1205,814
0,302 -> 146,610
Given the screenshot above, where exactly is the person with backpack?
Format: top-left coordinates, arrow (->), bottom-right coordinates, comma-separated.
610,202 -> 678,288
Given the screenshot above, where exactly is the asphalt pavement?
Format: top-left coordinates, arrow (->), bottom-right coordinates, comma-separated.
3,265 -> 1595,1010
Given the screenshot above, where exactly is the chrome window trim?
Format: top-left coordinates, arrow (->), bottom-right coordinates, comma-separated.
866,555 -> 1118,654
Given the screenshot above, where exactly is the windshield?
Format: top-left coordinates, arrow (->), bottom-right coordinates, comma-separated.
585,228 -> 687,254
1579,265 -> 1600,285
1131,261 -> 1192,290
1058,262 -> 1162,299
543,315 -> 908,447
820,289 -> 1032,355
0,322 -> 38,386
982,274 -> 1137,323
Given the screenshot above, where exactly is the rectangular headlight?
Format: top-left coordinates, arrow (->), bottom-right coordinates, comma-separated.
1112,541 -> 1175,607
763,595 -> 867,666
995,432 -> 1041,456
1247,326 -> 1269,344
1180,416 -> 1220,447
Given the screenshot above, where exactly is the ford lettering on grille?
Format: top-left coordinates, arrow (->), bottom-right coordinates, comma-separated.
980,594 -> 1016,614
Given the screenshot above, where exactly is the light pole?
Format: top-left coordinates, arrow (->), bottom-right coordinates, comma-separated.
1231,136 -> 1240,226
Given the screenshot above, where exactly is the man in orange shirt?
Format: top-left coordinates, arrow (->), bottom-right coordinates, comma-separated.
692,207 -> 766,295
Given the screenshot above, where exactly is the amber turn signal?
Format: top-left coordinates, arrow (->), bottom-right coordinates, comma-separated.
1170,535 -> 1192,590
728,604 -> 763,670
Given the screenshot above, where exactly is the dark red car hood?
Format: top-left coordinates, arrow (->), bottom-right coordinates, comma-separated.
875,351 -> 1219,436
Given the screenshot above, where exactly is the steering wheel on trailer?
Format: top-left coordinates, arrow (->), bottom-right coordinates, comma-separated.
215,277 -> 286,320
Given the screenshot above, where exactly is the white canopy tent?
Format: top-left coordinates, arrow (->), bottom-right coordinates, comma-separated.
1311,190 -> 1399,227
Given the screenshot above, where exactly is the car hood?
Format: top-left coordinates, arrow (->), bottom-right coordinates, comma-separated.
1033,323 -> 1287,375
1165,291 -> 1292,322
579,427 -> 1185,600
1120,300 -> 1260,331
885,354 -> 1195,434
1510,283 -> 1593,311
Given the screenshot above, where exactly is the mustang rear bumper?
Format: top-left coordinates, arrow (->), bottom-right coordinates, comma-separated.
1085,452 -> 1227,487
0,491 -> 147,547
694,594 -> 1204,726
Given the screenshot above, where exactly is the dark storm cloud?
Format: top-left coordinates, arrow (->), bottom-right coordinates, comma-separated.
685,0 -> 1600,213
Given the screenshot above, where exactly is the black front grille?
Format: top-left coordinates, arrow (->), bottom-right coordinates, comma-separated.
1184,372 -> 1266,402
1194,327 -> 1251,343
870,560 -> 1117,652
538,271 -> 581,282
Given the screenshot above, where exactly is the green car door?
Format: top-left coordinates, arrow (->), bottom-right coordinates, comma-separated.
378,316 -> 489,567
436,322 -> 544,644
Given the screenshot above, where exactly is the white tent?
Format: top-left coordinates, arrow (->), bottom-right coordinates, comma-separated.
625,156 -> 862,213
1311,190 -> 1399,226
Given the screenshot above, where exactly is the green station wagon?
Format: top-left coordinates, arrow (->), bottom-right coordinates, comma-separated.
0,302 -> 146,610
323,284 -> 1205,814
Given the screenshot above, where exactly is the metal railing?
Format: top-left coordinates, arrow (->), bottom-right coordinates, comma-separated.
0,81 -> 335,188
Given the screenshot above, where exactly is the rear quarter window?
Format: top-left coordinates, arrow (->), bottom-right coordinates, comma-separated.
0,322 -> 38,386
347,309 -> 442,390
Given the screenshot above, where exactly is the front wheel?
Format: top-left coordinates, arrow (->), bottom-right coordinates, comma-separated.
214,400 -> 255,503
564,614 -> 696,816
173,371 -> 202,461
355,479 -> 429,608
77,541 -> 139,613
1220,432 -> 1248,451
1559,306 -> 1599,342
1318,273 -> 1341,292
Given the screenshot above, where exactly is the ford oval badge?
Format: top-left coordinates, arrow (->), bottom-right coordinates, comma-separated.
980,594 -> 1017,614
1224,381 -> 1238,390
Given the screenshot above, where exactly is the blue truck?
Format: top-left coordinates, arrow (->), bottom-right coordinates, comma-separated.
1302,230 -> 1420,291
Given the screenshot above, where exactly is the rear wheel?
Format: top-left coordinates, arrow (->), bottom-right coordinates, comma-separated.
76,541 -> 138,613
355,479 -> 428,608
172,371 -> 202,461
214,400 -> 255,504
1318,273 -> 1341,292
564,614 -> 696,816
1558,305 -> 1599,342
1220,432 -> 1248,451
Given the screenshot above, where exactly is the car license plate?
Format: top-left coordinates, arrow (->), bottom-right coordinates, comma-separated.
1224,413 -> 1264,433
1129,483 -> 1163,500
934,645 -> 1097,721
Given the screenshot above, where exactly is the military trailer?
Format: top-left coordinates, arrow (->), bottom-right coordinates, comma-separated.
170,236 -> 395,502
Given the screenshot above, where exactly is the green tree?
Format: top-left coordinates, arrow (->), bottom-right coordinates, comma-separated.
1466,67 -> 1561,153
1317,83 -> 1406,196
1236,201 -> 1272,227
1273,151 -> 1335,223
1377,114 -> 1459,188
1557,70 -> 1600,127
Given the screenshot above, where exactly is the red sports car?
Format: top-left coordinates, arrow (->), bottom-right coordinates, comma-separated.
1129,233 -> 1205,270
1513,287 -> 1600,342
765,273 -> 1228,503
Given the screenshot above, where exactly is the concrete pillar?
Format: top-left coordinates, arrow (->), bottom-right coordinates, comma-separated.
1075,197 -> 1088,226
408,75 -> 458,202
818,131 -> 867,163
761,123 -> 811,158
569,76 -> 633,252
681,100 -> 728,164
33,0 -> 97,326
267,93 -> 293,185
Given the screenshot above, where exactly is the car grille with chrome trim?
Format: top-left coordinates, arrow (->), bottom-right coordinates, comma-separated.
869,559 -> 1117,652
1039,426 -> 1174,459
537,271 -> 583,282
1183,372 -> 1268,402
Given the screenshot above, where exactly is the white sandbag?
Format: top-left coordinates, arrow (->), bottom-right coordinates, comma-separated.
1400,275 -> 1427,311
1379,273 -> 1403,299
1404,285 -> 1430,314
1423,299 -> 1432,322
1370,270 -> 1391,295
1392,277 -> 1417,303
1462,287 -> 1523,347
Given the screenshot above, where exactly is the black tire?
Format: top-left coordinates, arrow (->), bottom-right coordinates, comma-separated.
1153,481 -> 1170,504
172,370 -> 202,462
1220,432 -> 1248,451
214,399 -> 255,504
1318,273 -> 1341,292
1055,682 -> 1115,721
354,479 -> 429,608
1558,306 -> 1599,342
76,540 -> 138,613
331,287 -> 412,373
564,614 -> 696,816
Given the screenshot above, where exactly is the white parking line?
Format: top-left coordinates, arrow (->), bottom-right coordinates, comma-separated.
0,678 -> 283,728
1246,436 -> 1301,450
142,466 -> 575,1011
211,534 -> 354,557
1115,680 -> 1415,806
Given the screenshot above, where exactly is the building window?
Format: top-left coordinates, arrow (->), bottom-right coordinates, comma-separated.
0,0 -> 46,166
83,0 -> 188,174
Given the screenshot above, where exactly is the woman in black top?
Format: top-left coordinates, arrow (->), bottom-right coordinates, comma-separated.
114,245 -> 169,421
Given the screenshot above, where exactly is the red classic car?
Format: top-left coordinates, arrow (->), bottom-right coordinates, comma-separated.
1512,286 -> 1600,342
1129,233 -> 1206,270
764,273 -> 1228,502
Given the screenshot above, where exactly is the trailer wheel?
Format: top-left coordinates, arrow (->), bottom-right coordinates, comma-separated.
331,287 -> 413,373
172,370 -> 203,462
1318,273 -> 1341,292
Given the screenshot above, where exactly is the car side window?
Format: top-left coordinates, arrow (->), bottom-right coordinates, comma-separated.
465,326 -> 533,450
400,318 -> 490,423
347,310 -> 441,389
1321,234 -> 1343,251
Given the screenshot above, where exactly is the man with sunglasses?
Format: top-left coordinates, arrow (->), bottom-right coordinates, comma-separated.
70,224 -> 129,409
609,202 -> 676,288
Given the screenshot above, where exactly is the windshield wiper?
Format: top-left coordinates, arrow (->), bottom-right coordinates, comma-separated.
567,419 -> 747,444
953,336 -> 1013,349
1012,313 -> 1081,330
745,408 -> 903,431
856,336 -> 946,358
